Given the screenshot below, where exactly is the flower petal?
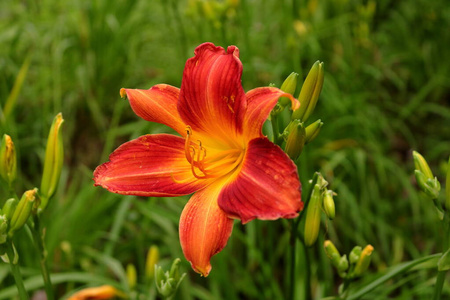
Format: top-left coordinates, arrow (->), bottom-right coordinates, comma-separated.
121,84 -> 186,135
68,285 -> 122,300
218,137 -> 302,224
179,182 -> 234,277
178,43 -> 246,144
244,87 -> 299,139
94,134 -> 213,196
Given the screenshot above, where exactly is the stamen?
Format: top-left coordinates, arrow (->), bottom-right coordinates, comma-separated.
181,125 -> 245,181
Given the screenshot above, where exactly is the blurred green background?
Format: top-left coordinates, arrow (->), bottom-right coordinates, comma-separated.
1,0 -> 449,299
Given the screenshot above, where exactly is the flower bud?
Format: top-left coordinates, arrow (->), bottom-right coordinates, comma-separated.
305,119 -> 323,144
304,184 -> 322,246
279,72 -> 299,107
291,61 -> 324,122
0,215 -> 8,244
412,151 -> 433,180
414,170 -> 440,199
145,245 -> 159,280
40,113 -> 64,210
284,120 -> 306,160
2,198 -> 18,221
324,240 -> 341,268
0,134 -> 17,186
323,190 -> 335,220
9,188 -> 37,235
126,263 -> 137,290
353,245 -> 374,277
349,246 -> 362,264
155,258 -> 186,299
338,254 -> 349,274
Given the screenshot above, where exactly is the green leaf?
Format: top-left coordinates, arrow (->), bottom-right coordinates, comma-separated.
346,254 -> 440,300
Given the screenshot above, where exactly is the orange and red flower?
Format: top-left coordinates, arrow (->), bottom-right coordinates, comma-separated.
94,43 -> 303,276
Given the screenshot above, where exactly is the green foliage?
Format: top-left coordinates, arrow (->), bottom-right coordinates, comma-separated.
0,0 -> 449,299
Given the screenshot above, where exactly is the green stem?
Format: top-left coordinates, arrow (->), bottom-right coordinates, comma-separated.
31,216 -> 54,300
288,219 -> 297,300
301,241 -> 312,300
433,271 -> 446,300
432,213 -> 450,300
6,242 -> 29,300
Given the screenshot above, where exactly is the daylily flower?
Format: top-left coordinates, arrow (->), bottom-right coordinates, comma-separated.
94,43 -> 303,276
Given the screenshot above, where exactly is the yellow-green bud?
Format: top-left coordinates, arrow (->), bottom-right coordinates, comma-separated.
145,245 -> 159,280
353,245 -> 374,277
2,198 -> 18,221
304,184 -> 322,246
445,156 -> 450,211
414,170 -> 440,199
9,188 -> 37,235
284,120 -> 306,160
323,190 -> 335,220
305,119 -> 323,144
40,113 -> 64,210
412,151 -> 433,179
349,246 -> 362,264
338,254 -> 349,274
291,61 -> 324,122
0,134 -> 17,186
324,240 -> 341,268
155,258 -> 186,299
126,263 -> 137,290
279,72 -> 299,107
0,215 -> 8,244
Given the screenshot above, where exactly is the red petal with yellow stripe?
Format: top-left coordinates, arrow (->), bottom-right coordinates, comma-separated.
178,43 -> 246,143
218,137 -> 302,224
94,134 -> 213,196
179,181 -> 234,277
121,84 -> 185,136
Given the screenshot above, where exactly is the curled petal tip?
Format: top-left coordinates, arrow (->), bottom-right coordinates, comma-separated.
227,45 -> 239,58
120,88 -> 127,98
191,263 -> 211,277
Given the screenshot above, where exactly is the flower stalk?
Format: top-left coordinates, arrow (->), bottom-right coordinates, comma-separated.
5,241 -> 29,300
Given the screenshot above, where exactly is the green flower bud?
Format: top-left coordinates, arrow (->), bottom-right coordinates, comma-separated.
9,188 -> 37,235
338,254 -> 349,274
291,61 -> 324,122
0,215 -> 8,244
324,240 -> 341,268
279,72 -> 299,107
414,170 -> 440,199
284,120 -> 306,160
40,113 -> 64,211
0,134 -> 17,186
170,258 -> 182,282
126,263 -> 137,290
2,198 -> 18,221
304,184 -> 322,246
145,245 -> 159,280
323,190 -> 335,220
305,119 -> 323,144
349,246 -> 362,264
353,245 -> 374,277
155,258 -> 186,299
412,151 -> 433,180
